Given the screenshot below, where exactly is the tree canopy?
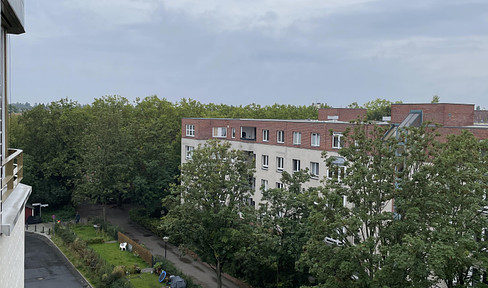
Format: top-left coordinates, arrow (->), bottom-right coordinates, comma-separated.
164,140 -> 256,288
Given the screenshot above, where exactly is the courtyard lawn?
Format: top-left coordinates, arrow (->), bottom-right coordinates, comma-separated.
72,224 -> 113,242
90,242 -> 149,269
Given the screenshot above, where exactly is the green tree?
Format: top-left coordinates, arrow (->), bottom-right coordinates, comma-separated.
431,95 -> 440,103
427,131 -> 488,287
130,96 -> 181,214
13,99 -> 88,207
73,96 -> 134,221
164,140 -> 255,288
300,123 -> 437,287
255,170 -> 315,287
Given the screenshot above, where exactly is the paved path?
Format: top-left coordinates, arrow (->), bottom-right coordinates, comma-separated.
80,204 -> 244,288
25,232 -> 91,288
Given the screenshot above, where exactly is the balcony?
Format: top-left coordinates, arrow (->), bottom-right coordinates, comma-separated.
240,127 -> 256,141
1,148 -> 31,236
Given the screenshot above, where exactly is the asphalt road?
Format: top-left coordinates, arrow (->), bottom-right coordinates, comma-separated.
25,232 -> 90,288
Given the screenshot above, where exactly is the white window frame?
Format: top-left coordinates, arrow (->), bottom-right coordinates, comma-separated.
185,146 -> 194,160
262,155 -> 269,169
261,179 -> 268,191
332,132 -> 343,149
277,157 -> 284,172
277,130 -> 285,143
311,162 -> 319,178
212,127 -> 227,138
293,132 -> 301,145
276,182 -> 284,189
232,128 -> 236,138
186,124 -> 195,137
311,133 -> 320,147
263,129 -> 269,142
292,159 -> 300,172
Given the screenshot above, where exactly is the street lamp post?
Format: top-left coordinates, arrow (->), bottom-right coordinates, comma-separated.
163,236 -> 169,258
32,203 -> 49,217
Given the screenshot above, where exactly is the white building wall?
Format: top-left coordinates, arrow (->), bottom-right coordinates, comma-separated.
181,138 -> 341,204
0,208 -> 25,288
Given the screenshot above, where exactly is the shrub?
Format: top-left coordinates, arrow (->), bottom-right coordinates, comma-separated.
55,224 -> 76,244
86,237 -> 105,244
112,266 -> 126,279
152,256 -> 201,288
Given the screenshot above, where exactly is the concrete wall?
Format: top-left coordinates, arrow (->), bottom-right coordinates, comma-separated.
0,208 -> 25,288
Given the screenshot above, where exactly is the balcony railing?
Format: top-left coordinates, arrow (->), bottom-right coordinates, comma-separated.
1,149 -> 24,203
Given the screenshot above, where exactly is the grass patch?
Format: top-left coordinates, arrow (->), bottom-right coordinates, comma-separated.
91,243 -> 149,269
72,225 -> 113,242
128,273 -> 162,288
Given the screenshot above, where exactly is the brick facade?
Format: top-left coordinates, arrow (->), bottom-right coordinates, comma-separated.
182,118 -> 362,152
182,104 -> 488,204
318,108 -> 367,122
391,103 -> 475,126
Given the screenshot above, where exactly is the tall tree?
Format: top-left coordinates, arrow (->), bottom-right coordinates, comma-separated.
255,170 -> 316,287
130,96 -> 181,214
427,131 -> 488,287
13,99 -> 88,207
73,96 -> 134,221
300,122 -> 437,287
164,140 -> 255,288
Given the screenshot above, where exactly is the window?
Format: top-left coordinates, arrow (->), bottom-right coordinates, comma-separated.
262,155 -> 269,169
247,197 -> 256,208
232,128 -> 236,138
277,130 -> 285,143
277,157 -> 284,171
263,129 -> 269,142
328,165 -> 346,181
261,179 -> 268,191
276,182 -> 284,189
311,133 -> 320,147
186,124 -> 195,136
212,127 -> 227,138
185,146 -> 194,160
311,162 -> 319,178
293,132 -> 301,145
293,159 -> 300,172
333,132 -> 343,149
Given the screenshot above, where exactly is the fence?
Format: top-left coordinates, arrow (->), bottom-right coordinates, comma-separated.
117,231 -> 153,266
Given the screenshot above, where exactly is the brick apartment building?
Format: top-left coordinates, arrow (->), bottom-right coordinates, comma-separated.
181,103 -> 488,207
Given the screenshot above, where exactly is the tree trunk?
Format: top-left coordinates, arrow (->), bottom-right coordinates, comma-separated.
102,204 -> 107,223
216,260 -> 222,288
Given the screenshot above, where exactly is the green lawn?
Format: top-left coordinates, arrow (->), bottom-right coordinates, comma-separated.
90,243 -> 149,269
72,225 -> 113,242
128,273 -> 163,288
68,225 -> 163,288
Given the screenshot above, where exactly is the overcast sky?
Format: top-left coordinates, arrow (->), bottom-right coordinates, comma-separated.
10,0 -> 488,108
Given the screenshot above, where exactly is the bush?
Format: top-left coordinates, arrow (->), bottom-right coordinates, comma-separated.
86,237 -> 105,244
92,217 -> 122,239
55,224 -> 133,288
152,256 -> 201,288
41,205 -> 76,223
112,266 -> 126,279
55,224 -> 76,244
